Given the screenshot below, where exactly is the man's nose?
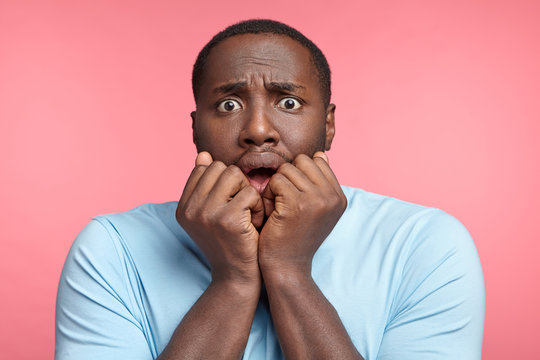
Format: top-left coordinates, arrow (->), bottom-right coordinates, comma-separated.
238,106 -> 280,147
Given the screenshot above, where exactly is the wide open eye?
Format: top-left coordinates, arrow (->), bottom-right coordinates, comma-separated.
217,99 -> 242,112
277,97 -> 302,110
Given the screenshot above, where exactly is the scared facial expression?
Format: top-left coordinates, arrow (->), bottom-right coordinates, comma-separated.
192,33 -> 336,193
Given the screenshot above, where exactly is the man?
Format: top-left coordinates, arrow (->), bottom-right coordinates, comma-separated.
56,20 -> 484,359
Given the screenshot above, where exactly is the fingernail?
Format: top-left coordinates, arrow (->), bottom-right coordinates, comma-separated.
195,152 -> 211,166
314,152 -> 329,163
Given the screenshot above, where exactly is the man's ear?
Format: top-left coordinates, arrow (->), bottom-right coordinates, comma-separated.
324,104 -> 336,151
190,111 -> 197,146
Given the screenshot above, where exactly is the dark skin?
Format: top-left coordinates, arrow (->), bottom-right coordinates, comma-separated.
158,34 -> 363,360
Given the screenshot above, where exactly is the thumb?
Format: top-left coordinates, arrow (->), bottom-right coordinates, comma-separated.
262,183 -> 275,218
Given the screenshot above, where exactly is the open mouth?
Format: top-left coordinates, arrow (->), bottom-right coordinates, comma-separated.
246,167 -> 276,194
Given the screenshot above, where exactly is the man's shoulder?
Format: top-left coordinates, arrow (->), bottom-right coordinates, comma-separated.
340,185 -> 436,223
94,201 -> 178,228
338,185 -> 473,251
72,201 -> 188,261
90,201 -> 179,238
340,185 -> 475,252
66,201 -> 201,287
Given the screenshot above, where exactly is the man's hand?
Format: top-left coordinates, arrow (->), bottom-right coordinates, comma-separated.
160,152 -> 265,360
170,151 -> 360,359
259,152 -> 347,277
256,152 -> 361,359
176,151 -> 264,285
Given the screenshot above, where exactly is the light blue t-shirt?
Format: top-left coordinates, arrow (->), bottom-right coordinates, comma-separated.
55,186 -> 484,359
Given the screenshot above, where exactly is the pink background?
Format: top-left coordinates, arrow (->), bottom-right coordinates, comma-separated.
1,1 -> 539,358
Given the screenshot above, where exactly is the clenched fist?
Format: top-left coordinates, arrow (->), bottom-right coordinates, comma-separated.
259,152 -> 347,277
177,151 -> 346,285
176,152 -> 265,285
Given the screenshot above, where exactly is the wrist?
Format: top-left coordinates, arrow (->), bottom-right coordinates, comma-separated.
260,264 -> 313,290
211,271 -> 262,299
211,257 -> 261,284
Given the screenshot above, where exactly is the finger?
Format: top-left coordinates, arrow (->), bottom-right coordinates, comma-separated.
205,165 -> 251,206
195,151 -> 213,166
178,152 -> 215,207
261,184 -> 275,218
179,164 -> 211,208
262,173 -> 297,217
292,154 -> 329,187
187,161 -> 228,205
228,185 -> 265,229
275,162 -> 312,192
312,154 -> 342,194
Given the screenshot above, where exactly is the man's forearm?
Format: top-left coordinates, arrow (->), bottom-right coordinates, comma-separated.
157,279 -> 260,360
263,269 -> 364,360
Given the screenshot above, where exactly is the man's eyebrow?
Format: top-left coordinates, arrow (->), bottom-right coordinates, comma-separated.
266,82 -> 305,92
213,82 -> 248,94
212,81 -> 306,94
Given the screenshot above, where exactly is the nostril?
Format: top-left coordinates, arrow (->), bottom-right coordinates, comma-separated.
239,126 -> 279,147
242,138 -> 275,146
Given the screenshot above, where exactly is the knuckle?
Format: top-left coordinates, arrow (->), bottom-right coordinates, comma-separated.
297,200 -> 309,213
198,209 -> 216,226
279,162 -> 293,171
312,196 -> 327,211
226,165 -> 244,178
210,160 -> 227,171
293,153 -> 309,164
327,192 -> 341,207
326,192 -> 347,215
216,210 -> 234,229
271,172 -> 286,183
268,173 -> 285,190
180,205 -> 198,223
340,194 -> 348,211
193,164 -> 208,173
245,185 -> 259,197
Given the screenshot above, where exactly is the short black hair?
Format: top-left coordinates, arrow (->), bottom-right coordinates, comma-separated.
192,19 -> 331,106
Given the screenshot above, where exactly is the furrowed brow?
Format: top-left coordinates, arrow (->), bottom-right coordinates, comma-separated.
213,81 -> 248,94
267,82 -> 305,93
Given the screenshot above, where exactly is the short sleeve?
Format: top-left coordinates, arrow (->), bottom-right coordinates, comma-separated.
55,220 -> 154,360
377,210 -> 485,359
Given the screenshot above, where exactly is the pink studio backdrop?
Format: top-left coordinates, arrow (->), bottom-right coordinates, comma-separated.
1,1 -> 539,358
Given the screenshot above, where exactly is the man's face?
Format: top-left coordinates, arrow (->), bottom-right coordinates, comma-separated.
192,33 -> 335,193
